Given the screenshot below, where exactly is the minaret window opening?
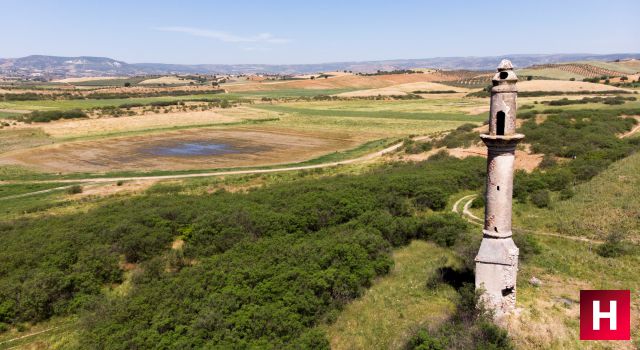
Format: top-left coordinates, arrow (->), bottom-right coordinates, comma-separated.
501,287 -> 514,297
497,186 -> 500,191
499,71 -> 508,79
496,111 -> 505,135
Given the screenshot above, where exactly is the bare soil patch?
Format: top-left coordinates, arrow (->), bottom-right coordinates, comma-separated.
138,76 -> 197,85
399,143 -> 541,172
53,76 -> 128,83
225,72 -> 462,92
75,179 -> 158,198
336,82 -> 470,97
20,107 -> 270,139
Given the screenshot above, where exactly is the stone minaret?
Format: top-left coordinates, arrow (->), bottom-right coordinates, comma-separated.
475,59 -> 523,317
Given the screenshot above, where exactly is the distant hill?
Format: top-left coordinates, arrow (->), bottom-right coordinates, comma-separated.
1,53 -> 639,79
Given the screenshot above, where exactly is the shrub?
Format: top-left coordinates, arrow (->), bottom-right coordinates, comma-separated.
530,189 -> 551,208
435,129 -> 479,149
415,187 -> 447,211
559,188 -> 575,200
538,154 -> 557,169
18,109 -> 87,123
404,139 -> 433,154
513,233 -> 542,261
456,123 -> 476,132
417,213 -> 468,247
470,194 -> 485,208
406,329 -> 446,350
597,232 -> 627,258
67,185 -> 83,194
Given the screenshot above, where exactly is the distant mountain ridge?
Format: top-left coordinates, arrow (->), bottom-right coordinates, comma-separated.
1,53 -> 639,79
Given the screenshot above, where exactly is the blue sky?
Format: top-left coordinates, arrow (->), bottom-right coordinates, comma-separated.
3,0 -> 638,64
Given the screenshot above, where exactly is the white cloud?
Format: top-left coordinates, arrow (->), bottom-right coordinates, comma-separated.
155,26 -> 290,44
242,47 -> 271,52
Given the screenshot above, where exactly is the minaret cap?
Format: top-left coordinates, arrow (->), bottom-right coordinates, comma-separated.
497,59 -> 514,71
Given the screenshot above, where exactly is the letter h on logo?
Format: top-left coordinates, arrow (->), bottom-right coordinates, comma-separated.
580,290 -> 630,340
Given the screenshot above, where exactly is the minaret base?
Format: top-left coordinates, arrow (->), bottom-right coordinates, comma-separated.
475,237 -> 519,317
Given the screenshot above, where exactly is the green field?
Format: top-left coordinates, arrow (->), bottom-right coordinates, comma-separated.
231,88 -> 359,98
0,93 -> 238,111
515,68 -> 585,80
255,104 -> 482,122
575,60 -> 640,74
513,150 -> 640,242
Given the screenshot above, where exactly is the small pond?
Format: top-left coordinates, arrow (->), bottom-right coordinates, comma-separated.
143,142 -> 240,156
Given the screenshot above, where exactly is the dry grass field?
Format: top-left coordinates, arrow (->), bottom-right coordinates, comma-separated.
52,76 -> 128,83
138,76 -> 197,85
517,79 -> 632,92
336,82 -> 470,97
21,106 -> 277,139
224,71 -> 465,92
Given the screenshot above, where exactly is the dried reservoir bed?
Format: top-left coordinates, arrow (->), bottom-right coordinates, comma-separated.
0,127 -> 360,173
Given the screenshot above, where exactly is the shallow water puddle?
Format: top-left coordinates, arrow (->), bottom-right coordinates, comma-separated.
143,142 -> 241,156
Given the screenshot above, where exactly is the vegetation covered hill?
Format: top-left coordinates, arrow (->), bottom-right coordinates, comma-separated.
0,155 -> 485,348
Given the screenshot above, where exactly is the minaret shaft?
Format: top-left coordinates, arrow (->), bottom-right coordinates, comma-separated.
484,146 -> 515,237
475,59 -> 523,317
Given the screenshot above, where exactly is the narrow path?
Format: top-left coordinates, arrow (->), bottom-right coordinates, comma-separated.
0,322 -> 74,349
451,194 -> 604,244
621,123 -> 640,138
0,185 -> 76,201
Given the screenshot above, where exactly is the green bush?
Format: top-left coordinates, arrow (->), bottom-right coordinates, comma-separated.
67,185 -> 83,194
559,188 -> 575,200
18,109 -> 87,123
470,194 -> 485,208
597,232 -> 627,258
538,154 -> 557,169
406,329 -> 446,350
435,129 -> 479,149
415,187 -> 447,211
404,139 -> 433,154
513,233 -> 542,261
530,189 -> 551,208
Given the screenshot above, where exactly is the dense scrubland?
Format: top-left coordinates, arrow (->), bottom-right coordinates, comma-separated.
0,155 -> 486,348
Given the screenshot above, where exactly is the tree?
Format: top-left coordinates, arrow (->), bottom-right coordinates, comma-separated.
124,82 -> 131,87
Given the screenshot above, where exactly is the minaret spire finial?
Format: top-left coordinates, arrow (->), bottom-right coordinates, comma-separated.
497,59 -> 513,71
